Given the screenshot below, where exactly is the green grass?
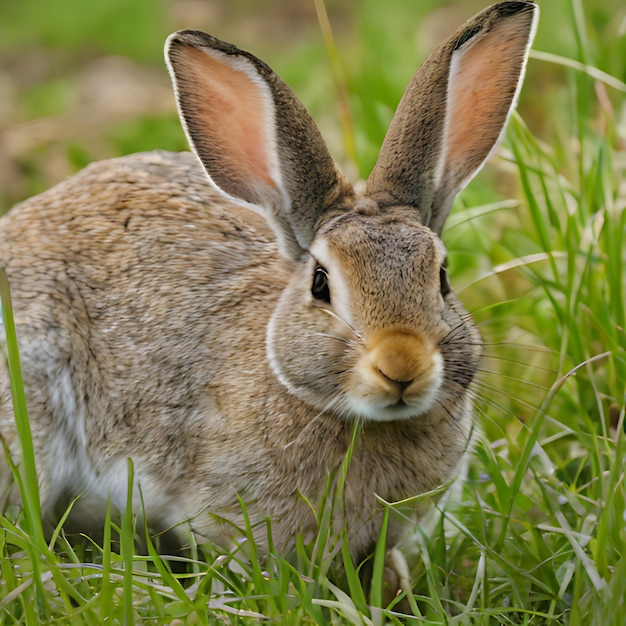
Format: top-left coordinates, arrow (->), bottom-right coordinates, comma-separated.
1,0 -> 625,623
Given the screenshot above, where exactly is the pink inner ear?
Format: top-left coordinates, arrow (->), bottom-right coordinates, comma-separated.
443,16 -> 531,187
180,47 -> 278,193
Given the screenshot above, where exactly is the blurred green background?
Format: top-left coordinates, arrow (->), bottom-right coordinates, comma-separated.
1,0 -> 624,214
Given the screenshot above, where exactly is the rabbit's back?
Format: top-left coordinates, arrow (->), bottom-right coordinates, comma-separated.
0,150 -> 290,530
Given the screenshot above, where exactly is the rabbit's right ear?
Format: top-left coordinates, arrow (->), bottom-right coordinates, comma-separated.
166,31 -> 353,261
367,1 -> 538,234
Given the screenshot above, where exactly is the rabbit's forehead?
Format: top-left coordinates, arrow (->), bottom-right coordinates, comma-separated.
314,211 -> 446,269
310,212 -> 447,326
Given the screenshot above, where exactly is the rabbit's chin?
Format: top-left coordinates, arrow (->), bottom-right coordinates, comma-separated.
340,386 -> 442,423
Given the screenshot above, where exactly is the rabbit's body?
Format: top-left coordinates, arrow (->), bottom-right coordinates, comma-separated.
0,150 -> 473,557
0,2 -> 537,564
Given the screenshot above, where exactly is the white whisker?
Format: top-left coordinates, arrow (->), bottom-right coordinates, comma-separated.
314,332 -> 352,345
474,394 -> 526,427
282,395 -> 342,450
319,307 -> 363,342
477,368 -> 551,392
473,379 -> 542,413
481,351 -> 557,372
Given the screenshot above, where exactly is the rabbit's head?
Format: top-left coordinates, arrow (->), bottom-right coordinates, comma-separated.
265,206 -> 471,423
165,2 -> 537,424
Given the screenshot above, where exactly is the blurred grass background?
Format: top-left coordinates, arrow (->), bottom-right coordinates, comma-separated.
0,0 -> 624,211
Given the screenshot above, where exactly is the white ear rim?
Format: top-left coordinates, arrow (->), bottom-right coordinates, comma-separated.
165,34 -> 299,258
444,5 -> 539,190
431,4 -> 539,234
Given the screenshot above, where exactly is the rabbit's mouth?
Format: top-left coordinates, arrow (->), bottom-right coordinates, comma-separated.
342,384 -> 442,422
338,328 -> 444,421
385,398 -> 415,416
344,329 -> 445,422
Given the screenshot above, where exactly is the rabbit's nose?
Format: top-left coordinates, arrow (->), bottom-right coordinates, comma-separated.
375,368 -> 414,393
365,327 -> 438,396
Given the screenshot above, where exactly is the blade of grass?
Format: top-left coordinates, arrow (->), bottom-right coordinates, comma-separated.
0,269 -> 43,542
528,51 -> 626,93
121,457 -> 136,625
0,267 -> 50,619
99,499 -> 114,623
368,505 -> 388,610
340,538 -> 368,614
314,0 -> 358,171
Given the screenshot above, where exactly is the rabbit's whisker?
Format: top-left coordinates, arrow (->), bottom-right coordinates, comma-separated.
484,341 -> 556,354
314,332 -> 352,345
318,308 -> 363,342
472,385 -> 540,424
476,368 -> 551,392
282,396 -> 343,450
440,320 -> 480,346
473,379 -> 542,411
482,349 -> 557,366
473,393 -> 519,423
433,397 -> 475,452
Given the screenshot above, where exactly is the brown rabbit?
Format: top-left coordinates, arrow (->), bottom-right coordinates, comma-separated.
0,2 -> 537,564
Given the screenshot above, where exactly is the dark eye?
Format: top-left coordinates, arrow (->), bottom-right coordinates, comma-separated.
439,266 -> 451,297
312,266 -> 331,303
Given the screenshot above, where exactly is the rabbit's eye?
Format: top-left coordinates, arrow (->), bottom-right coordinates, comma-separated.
312,267 -> 331,304
439,266 -> 451,297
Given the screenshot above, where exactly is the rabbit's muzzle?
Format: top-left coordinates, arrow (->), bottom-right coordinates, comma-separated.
349,327 -> 443,422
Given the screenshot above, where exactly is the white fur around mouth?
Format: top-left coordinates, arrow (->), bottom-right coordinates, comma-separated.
342,346 -> 445,422
342,382 -> 441,422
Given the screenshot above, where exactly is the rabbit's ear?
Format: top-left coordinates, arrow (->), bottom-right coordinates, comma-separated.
366,1 -> 538,234
166,31 -> 353,261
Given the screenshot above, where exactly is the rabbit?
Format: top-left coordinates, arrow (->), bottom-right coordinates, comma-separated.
0,1 -> 538,566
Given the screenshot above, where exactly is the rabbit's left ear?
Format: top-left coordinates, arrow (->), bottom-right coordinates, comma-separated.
166,31 -> 353,261
367,1 -> 538,234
